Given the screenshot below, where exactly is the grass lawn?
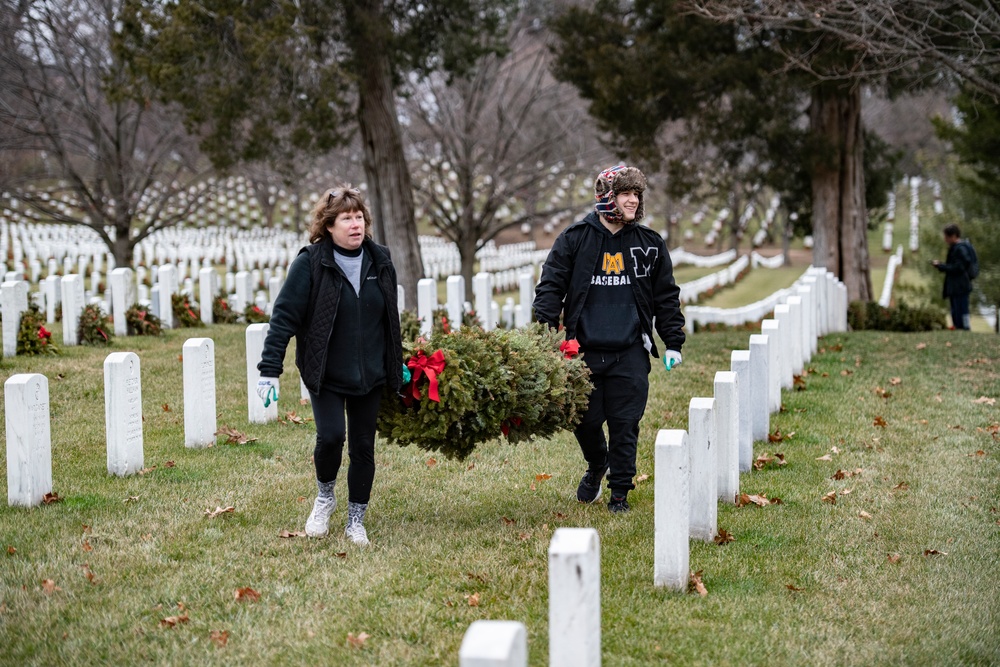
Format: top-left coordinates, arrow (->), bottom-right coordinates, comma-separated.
1,323 -> 998,666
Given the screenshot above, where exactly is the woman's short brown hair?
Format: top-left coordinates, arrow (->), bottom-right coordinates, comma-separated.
307,185 -> 374,244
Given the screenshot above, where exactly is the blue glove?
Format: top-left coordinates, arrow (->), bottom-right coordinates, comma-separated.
256,377 -> 279,407
401,363 -> 411,384
662,350 -> 682,371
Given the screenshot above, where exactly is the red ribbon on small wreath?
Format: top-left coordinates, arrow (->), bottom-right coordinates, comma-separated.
501,416 -> 523,437
559,339 -> 580,359
407,349 -> 446,403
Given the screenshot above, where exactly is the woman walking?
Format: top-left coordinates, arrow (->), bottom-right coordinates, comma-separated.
256,185 -> 403,545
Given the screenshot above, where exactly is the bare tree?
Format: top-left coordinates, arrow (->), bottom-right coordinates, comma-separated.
0,0 -> 211,267
403,23 -> 607,286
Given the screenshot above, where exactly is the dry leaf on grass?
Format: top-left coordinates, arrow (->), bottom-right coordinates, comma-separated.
887,553 -> 902,564
968,450 -> 986,458
535,473 -> 552,481
923,549 -> 948,557
714,529 -> 735,545
821,491 -> 837,505
465,592 -> 481,607
204,506 -> 235,519
278,530 -> 307,538
210,630 -> 229,647
42,492 -> 62,504
892,481 -> 910,491
215,426 -> 257,445
6,546 -> 15,555
890,377 -> 902,386
816,454 -> 833,461
635,473 -> 650,484
973,396 -> 996,406
501,516 -> 515,526
80,563 -> 96,584
738,493 -> 781,507
873,416 -> 888,427
234,587 -> 260,602
347,632 -> 370,648
688,570 -> 708,597
41,579 -> 61,594
786,584 -> 804,592
426,458 -> 437,467
160,613 -> 189,628
858,511 -> 873,520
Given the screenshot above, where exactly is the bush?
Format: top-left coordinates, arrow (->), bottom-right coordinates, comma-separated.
399,309 -> 422,343
847,300 -> 947,331
17,304 -> 59,356
77,303 -> 114,345
212,290 -> 239,324
125,303 -> 163,336
172,293 -> 204,328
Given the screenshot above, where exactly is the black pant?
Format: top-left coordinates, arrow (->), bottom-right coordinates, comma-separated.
574,343 -> 650,494
309,385 -> 383,504
949,293 -> 971,330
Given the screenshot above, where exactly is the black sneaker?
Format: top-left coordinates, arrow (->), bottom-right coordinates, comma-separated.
608,493 -> 630,514
576,465 -> 608,503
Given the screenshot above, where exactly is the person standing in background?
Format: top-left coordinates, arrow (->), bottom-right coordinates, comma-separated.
932,223 -> 976,330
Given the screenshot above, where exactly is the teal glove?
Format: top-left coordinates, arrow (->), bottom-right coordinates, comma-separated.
662,350 -> 682,371
256,377 -> 279,407
401,363 -> 411,384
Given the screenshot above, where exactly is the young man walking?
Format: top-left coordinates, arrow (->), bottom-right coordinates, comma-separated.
533,165 -> 685,513
932,223 -> 976,330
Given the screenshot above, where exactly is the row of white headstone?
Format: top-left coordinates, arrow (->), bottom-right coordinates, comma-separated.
456,266 -> 848,666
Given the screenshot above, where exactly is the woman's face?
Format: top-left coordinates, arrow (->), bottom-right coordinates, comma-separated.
328,209 -> 366,250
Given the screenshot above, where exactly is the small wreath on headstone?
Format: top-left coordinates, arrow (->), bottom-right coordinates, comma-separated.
17,304 -> 59,356
212,289 -> 239,325
125,303 -> 163,336
77,303 -> 114,345
172,293 -> 204,328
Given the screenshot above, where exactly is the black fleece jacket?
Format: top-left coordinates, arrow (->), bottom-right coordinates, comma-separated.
533,212 -> 685,356
258,237 -> 403,395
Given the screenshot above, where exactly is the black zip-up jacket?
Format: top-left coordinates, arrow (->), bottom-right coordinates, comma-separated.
533,212 -> 685,356
936,240 -> 974,298
258,237 -> 403,395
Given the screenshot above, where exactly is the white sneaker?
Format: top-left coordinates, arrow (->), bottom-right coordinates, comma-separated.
305,495 -> 336,537
345,519 -> 369,546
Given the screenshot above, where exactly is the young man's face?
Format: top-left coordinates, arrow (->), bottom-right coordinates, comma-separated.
944,233 -> 959,246
615,190 -> 639,222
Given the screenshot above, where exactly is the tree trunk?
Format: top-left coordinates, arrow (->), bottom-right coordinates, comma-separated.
809,84 -> 872,302
345,0 -> 423,306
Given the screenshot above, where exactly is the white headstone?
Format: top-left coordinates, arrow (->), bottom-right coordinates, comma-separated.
654,429 -> 689,591
183,338 -> 217,448
104,351 -> 144,476
548,527 -> 601,667
109,268 -> 135,336
246,323 -> 277,423
688,397 -> 717,542
1,280 -> 29,357
762,317 -> 790,392
459,620 -> 527,667
748,334 -> 773,440
417,278 -> 437,337
473,272 -> 494,331
714,371 -> 739,504
785,295 -> 805,375
199,267 -> 216,325
234,270 -> 252,314
446,275 -> 465,330
396,284 -> 405,314
158,264 -> 177,329
730,350 -> 753,472
60,274 -> 85,346
5,373 -> 52,507
44,275 -> 61,324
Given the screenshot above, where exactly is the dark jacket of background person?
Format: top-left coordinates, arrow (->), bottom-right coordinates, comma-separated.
533,211 -> 686,355
937,240 -> 975,298
258,236 -> 403,395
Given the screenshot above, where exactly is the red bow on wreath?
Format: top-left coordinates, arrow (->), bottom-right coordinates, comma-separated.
407,349 -> 446,403
559,339 -> 580,359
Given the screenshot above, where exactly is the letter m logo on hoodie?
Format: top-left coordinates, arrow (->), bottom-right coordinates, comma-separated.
602,252 -> 624,275
630,246 -> 658,278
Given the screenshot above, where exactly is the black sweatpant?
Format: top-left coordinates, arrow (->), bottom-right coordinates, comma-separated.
574,342 -> 650,494
308,384 -> 383,504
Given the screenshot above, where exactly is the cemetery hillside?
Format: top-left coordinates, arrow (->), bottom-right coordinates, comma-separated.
3,1 -> 1000,665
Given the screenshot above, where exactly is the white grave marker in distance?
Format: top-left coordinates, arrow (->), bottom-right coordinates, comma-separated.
183,338 -> 217,448
5,373 -> 52,507
104,352 -> 144,476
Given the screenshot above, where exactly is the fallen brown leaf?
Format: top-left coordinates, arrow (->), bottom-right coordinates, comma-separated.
923,549 -> 947,556
426,458 -> 437,467
42,492 -> 62,504
915,342 -> 927,350
234,587 -> 260,602
81,539 -> 93,552
873,416 -> 887,427
465,592 -> 481,607
210,629 -> 229,647
80,563 -> 96,584
160,613 -> 189,628
714,529 -> 735,545
278,530 -> 307,538
689,570 -> 708,597
347,632 -> 370,648
215,426 -> 257,445
973,396 -> 996,406
892,481 -> 910,491
816,454 -> 833,461
41,579 -> 60,594
968,450 -> 986,458
535,473 -> 552,481
889,377 -> 902,386
553,512 -> 568,520
204,506 -> 235,519
858,511 -> 873,520
6,546 -> 15,555
635,473 -> 650,484
501,516 -> 516,526
821,491 -> 837,505
786,584 -> 804,592
887,553 -> 902,564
